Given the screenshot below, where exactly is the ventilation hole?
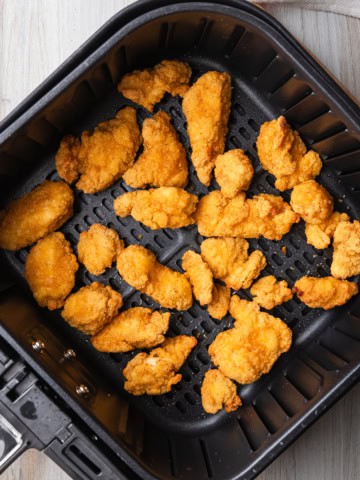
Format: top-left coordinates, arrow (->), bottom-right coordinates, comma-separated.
265,175 -> 276,189
180,316 -> 190,327
317,266 -> 328,276
197,352 -> 209,365
93,207 -> 104,221
74,224 -> 84,234
170,323 -> 181,335
68,445 -> 101,475
303,252 -> 315,265
234,103 -> 246,116
201,321 -> 212,333
166,391 -> 174,399
169,106 -> 181,118
302,306 -> 311,316
325,258 -> 331,267
174,382 -> 183,391
176,258 -> 182,269
199,439 -> 214,478
182,372 -> 191,382
110,190 -> 118,199
285,268 -> 297,281
248,119 -> 259,132
194,18 -> 210,47
239,127 -> 251,140
184,392 -> 197,405
67,232 -> 77,244
153,396 -> 165,407
130,228 -> 142,241
140,294 -> 152,306
289,236 -> 301,249
78,193 -> 90,205
192,329 -> 202,341
178,132 -> 188,146
294,260 -> 306,273
154,235 -> 165,248
109,277 -> 121,290
188,361 -> 200,374
282,301 -> 294,313
83,215 -> 93,226
229,113 -> 237,125
271,253 -> 284,266
223,25 -> 245,58
257,238 -> 270,251
107,222 -> 116,230
14,251 -> 27,265
229,136 -> 242,148
175,401 -> 186,413
188,309 -> 197,319
193,384 -> 201,396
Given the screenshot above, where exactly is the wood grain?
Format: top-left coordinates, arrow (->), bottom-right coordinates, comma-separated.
0,1 -> 359,479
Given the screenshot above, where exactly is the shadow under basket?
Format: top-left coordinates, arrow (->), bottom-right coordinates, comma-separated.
0,1 -> 360,479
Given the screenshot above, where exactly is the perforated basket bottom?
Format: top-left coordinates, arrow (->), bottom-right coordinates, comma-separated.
2,59 -> 359,434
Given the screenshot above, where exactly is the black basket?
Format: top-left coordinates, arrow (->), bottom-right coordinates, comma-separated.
0,1 -> 359,479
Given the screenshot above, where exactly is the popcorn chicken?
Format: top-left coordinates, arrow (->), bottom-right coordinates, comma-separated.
201,369 -> 241,414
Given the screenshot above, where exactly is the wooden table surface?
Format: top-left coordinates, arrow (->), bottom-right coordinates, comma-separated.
1,1 -> 359,479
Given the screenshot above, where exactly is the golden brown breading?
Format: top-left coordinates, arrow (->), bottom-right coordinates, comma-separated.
0,181 -> 73,251
118,60 -> 192,111
250,275 -> 293,310
117,245 -> 192,310
201,369 -> 241,414
114,187 -> 198,229
183,71 -> 232,185
122,111 -> 188,188
256,116 -> 321,191
331,221 -> 360,279
305,211 -> 350,249
78,224 -> 124,275
123,335 -> 197,395
209,297 -> 292,384
195,191 -> 299,240
56,107 -> 141,193
61,282 -> 123,335
201,237 -> 266,290
293,276 -> 358,309
25,232 -> 78,310
207,284 -> 231,320
91,307 -> 170,352
182,250 -> 213,306
214,149 -> 254,198
290,180 -> 333,224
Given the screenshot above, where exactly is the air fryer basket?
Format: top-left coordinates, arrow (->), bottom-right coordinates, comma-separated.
0,2 -> 360,479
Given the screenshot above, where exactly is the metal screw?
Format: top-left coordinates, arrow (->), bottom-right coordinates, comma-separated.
76,384 -> 90,398
63,348 -> 76,360
32,340 -> 45,352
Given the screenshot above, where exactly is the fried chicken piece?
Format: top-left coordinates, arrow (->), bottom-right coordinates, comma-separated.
0,181 -> 73,251
256,116 -> 322,191
91,307 -> 170,352
201,238 -> 266,290
56,107 -> 141,193
195,191 -> 299,240
250,275 -> 293,310
61,282 -> 123,334
331,220 -> 360,278
214,149 -> 254,198
182,250 -> 213,306
305,211 -> 350,249
114,187 -> 198,229
183,71 -> 232,185
122,111 -> 188,188
118,60 -> 191,111
201,369 -> 242,414
25,232 -> 78,310
209,297 -> 292,384
290,180 -> 333,224
123,335 -> 197,395
293,276 -> 358,310
207,284 -> 231,320
117,245 -> 192,310
78,224 -> 124,275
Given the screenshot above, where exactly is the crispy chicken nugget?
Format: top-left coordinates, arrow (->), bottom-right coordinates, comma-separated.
207,285 -> 231,320
122,111 -> 188,188
114,187 -> 198,229
123,335 -> 197,395
209,297 -> 292,384
0,181 -> 74,251
250,275 -> 293,310
293,276 -> 358,310
91,307 -> 170,352
182,250 -> 214,306
305,211 -> 350,249
61,282 -> 123,335
117,245 -> 192,310
118,60 -> 192,112
56,107 -> 141,193
214,149 -> 254,198
78,224 -> 124,275
201,238 -> 266,290
183,71 -> 232,186
25,232 -> 78,310
290,180 -> 333,224
201,369 -> 242,414
331,221 -> 360,279
195,191 -> 299,240
256,116 -> 321,191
